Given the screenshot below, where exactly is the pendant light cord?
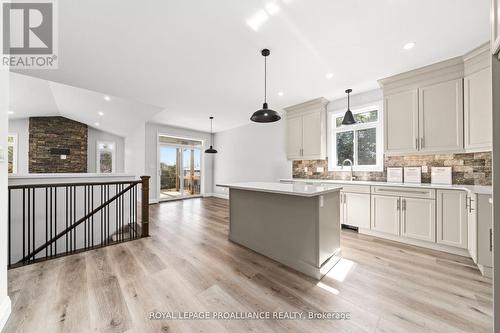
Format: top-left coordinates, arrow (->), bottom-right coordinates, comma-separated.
264,56 -> 267,104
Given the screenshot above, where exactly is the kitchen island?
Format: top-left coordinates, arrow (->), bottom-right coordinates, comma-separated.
217,182 -> 343,280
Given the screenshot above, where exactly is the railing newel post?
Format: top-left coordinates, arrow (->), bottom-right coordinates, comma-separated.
140,176 -> 150,237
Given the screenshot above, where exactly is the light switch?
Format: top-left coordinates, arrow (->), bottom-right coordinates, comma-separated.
304,167 -> 308,172
317,167 -> 324,173
421,165 -> 428,173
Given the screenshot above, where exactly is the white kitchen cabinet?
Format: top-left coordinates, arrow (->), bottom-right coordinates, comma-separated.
467,194 -> 478,263
477,194 -> 493,274
384,90 -> 419,154
371,195 -> 400,235
341,192 -> 370,229
302,112 -> 323,158
492,0 -> 500,56
463,43 -> 492,152
401,197 -> 435,242
418,79 -> 464,153
285,98 -> 328,160
286,116 -> 302,159
437,190 -> 468,249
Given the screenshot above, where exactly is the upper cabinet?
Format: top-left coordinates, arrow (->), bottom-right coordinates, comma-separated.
464,44 -> 492,151
379,43 -> 492,155
492,0 -> 500,56
384,90 -> 419,154
285,98 -> 328,160
418,79 -> 463,153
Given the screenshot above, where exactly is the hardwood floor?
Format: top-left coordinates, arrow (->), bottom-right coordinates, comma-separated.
5,197 -> 493,332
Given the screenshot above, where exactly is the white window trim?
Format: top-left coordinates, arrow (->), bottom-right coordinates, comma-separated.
96,141 -> 116,173
8,133 -> 18,174
327,101 -> 384,172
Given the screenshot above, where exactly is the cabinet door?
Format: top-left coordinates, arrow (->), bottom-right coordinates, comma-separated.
286,116 -> 302,159
371,195 -> 400,235
344,192 -> 370,229
464,68 -> 492,150
437,190 -> 468,249
339,191 -> 345,225
419,79 -> 464,153
468,196 -> 478,263
492,0 -> 500,55
384,90 -> 419,154
477,194 -> 493,267
302,112 -> 323,158
401,197 -> 435,242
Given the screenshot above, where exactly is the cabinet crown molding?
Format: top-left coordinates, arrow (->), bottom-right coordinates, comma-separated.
284,97 -> 329,115
378,57 -> 464,95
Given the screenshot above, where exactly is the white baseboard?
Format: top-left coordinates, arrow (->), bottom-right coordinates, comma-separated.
149,198 -> 159,204
0,296 -> 11,331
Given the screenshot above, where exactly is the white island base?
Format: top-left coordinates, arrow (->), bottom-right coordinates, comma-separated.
223,182 -> 342,280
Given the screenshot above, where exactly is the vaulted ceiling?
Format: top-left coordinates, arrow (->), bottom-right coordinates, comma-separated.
12,0 -> 490,132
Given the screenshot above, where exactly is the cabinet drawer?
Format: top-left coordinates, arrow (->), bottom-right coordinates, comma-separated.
336,184 -> 370,194
371,186 -> 435,199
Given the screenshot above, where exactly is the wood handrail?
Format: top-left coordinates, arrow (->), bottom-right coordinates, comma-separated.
9,179 -> 142,190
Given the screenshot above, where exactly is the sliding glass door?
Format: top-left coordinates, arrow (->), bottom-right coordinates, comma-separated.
159,144 -> 202,201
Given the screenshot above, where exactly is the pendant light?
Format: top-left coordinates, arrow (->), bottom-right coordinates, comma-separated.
341,89 -> 356,125
205,116 -> 218,154
250,49 -> 281,123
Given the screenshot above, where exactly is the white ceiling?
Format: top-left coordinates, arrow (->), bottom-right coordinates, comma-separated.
12,0 -> 490,132
9,73 -> 163,137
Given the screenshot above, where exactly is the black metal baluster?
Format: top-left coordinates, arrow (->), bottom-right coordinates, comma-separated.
65,186 -> 68,253
73,186 -> 76,252
8,189 -> 11,267
91,185 -> 94,247
54,187 -> 57,256
100,185 -> 103,246
84,185 -> 87,250
22,188 -> 25,262
27,188 -> 30,263
45,187 -> 48,258
107,185 -> 110,245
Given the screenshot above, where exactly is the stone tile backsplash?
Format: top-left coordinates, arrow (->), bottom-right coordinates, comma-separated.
292,152 -> 492,185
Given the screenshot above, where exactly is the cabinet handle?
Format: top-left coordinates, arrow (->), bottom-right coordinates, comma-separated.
402,198 -> 406,211
490,228 -> 493,252
415,138 -> 418,149
397,198 -> 400,210
420,137 -> 424,148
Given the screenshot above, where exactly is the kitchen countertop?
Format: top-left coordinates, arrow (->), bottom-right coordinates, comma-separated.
217,182 -> 343,197
281,178 -> 492,195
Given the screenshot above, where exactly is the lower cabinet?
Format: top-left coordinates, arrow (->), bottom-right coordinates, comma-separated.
401,197 -> 436,242
341,192 -> 370,229
476,194 -> 493,270
437,190 -> 468,249
371,195 -> 400,235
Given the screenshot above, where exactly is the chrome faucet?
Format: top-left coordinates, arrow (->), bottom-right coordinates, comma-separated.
341,159 -> 355,181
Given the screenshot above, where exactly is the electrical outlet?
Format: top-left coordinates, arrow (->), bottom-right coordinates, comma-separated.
304,167 -> 308,172
316,167 -> 324,173
421,165 -> 428,173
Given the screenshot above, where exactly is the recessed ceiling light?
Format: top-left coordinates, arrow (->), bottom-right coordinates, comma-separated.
7,110 -> 14,115
103,95 -> 111,101
246,9 -> 269,31
325,73 -> 334,80
98,111 -> 104,116
403,42 -> 416,50
95,122 -> 100,126
265,2 -> 280,16
278,91 -> 284,96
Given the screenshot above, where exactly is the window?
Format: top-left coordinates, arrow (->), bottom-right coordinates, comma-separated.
8,134 -> 17,174
329,103 -> 383,171
96,142 -> 115,173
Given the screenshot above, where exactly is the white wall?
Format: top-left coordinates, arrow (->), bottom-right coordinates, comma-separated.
144,122 -> 214,202
124,122 -> 146,177
7,118 -> 28,174
0,70 -> 12,328
213,121 -> 291,197
87,127 -> 125,173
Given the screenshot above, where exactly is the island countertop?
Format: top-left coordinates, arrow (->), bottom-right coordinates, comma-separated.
217,182 -> 343,197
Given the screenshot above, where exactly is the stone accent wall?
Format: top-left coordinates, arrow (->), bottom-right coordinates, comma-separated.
292,152 -> 492,185
29,117 -> 88,173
